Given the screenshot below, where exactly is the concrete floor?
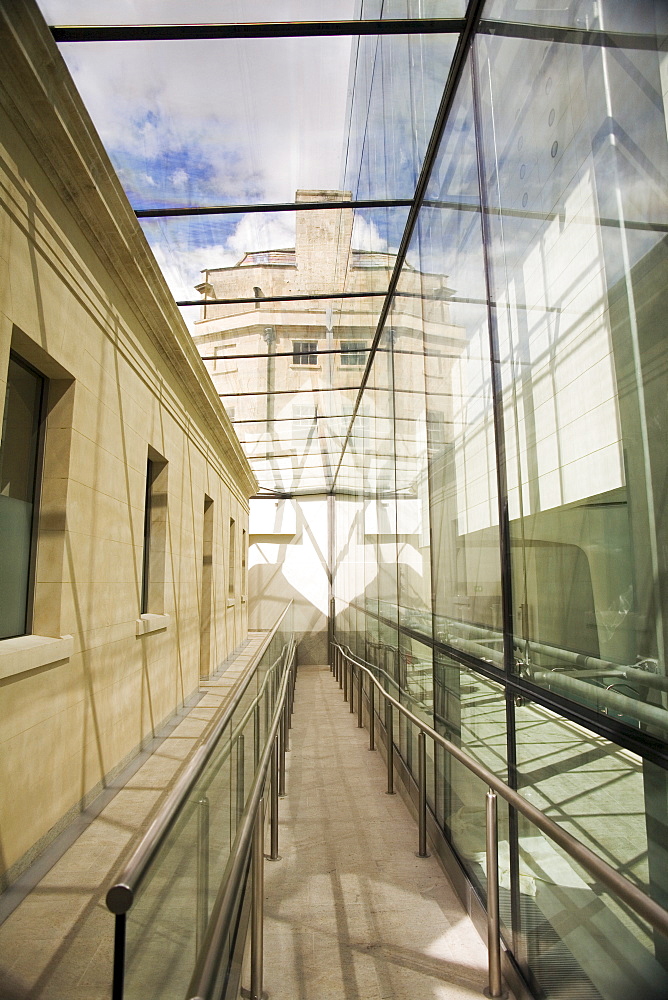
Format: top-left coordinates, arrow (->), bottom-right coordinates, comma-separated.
261,663 -> 508,1000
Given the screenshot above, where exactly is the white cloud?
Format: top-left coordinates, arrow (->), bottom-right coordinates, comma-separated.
351,215 -> 387,252
170,168 -> 189,188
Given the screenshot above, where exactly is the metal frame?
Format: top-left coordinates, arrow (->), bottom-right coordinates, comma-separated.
136,198 -> 412,218
178,290 -> 387,307
50,19 -> 467,43
333,642 -> 668,999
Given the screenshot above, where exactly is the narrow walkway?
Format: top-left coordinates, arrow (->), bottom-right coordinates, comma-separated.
0,632 -> 266,1000
264,664 -> 510,1000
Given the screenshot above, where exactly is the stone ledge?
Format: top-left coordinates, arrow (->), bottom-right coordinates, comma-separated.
0,634 -> 74,679
135,613 -> 170,636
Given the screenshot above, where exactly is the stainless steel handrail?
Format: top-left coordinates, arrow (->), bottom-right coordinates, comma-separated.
106,603 -> 292,916
187,638 -> 297,1000
332,641 -> 668,998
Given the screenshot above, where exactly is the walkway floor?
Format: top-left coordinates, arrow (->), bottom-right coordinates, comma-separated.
263,663 -> 510,1000
0,633 -> 266,1000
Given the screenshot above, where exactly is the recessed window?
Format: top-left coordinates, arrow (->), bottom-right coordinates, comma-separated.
228,516 -> 236,596
141,450 -> 168,615
292,341 -> 318,366
340,341 -> 367,366
0,354 -> 45,639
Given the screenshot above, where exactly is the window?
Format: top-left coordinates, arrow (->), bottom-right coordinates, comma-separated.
141,450 -> 168,614
241,528 -> 247,596
228,516 -> 236,596
292,341 -> 318,366
0,354 -> 45,639
340,341 -> 367,366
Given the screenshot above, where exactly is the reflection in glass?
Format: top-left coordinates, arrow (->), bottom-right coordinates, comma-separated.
476,17 -> 668,731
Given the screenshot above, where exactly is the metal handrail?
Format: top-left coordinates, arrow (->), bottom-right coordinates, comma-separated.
187,637 -> 297,1000
332,641 -> 668,998
106,602 -> 292,916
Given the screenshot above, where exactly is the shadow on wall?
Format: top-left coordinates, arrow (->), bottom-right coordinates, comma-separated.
249,562 -> 327,664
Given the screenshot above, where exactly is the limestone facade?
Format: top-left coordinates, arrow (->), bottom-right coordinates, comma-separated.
0,5 -> 256,886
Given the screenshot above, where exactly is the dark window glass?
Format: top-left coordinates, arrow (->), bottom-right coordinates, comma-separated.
0,355 -> 44,639
292,341 -> 318,365
340,341 -> 367,366
228,516 -> 236,596
140,458 -> 154,615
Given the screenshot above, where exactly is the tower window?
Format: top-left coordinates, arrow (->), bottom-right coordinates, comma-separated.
292,341 -> 318,366
340,341 -> 367,366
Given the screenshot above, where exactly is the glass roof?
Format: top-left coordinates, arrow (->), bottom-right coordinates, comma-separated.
37,1 -> 470,494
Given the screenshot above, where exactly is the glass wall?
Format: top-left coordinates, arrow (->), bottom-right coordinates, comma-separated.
334,3 -> 668,998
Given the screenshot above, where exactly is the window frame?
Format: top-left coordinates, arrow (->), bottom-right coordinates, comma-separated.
292,340 -> 318,366
0,351 -> 47,639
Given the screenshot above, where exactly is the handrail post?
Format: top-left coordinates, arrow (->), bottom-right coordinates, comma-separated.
369,681 -> 375,750
417,732 -> 430,858
343,655 -> 348,701
484,788 -> 505,998
349,662 -> 355,713
236,735 -> 245,823
254,703 -> 261,768
250,797 -> 265,1000
385,698 -> 395,795
112,913 -> 126,1000
284,696 -> 291,752
338,648 -> 343,689
357,666 -> 363,727
196,796 -> 210,952
279,710 -> 286,797
267,736 -> 281,861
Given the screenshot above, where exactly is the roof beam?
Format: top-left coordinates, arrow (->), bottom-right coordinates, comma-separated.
50,19 -> 466,43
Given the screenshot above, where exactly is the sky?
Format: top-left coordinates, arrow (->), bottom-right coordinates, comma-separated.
37,2 -> 457,328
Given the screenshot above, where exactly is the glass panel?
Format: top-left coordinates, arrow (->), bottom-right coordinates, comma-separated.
483,0 -> 662,34
515,697 -> 668,995
39,1 -> 359,24
139,205 -> 407,311
415,55 -> 504,664
344,31 -> 458,200
122,608 -> 292,1000
0,356 -> 43,639
38,0 -> 467,26
476,12 -> 668,730
514,816 -> 668,1000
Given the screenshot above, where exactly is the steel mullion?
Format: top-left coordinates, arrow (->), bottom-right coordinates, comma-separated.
50,19 -> 467,43
331,0 -> 489,490
136,198 -> 412,219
